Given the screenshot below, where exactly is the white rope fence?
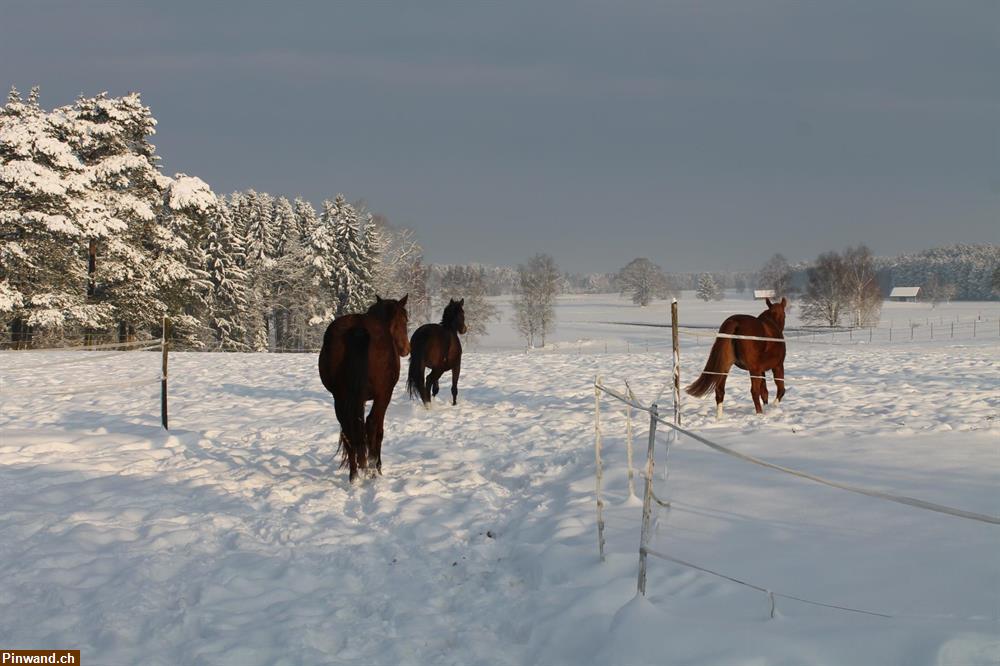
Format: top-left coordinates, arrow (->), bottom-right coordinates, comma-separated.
0,318 -> 172,428
0,343 -> 162,370
595,381 -> 1000,525
642,547 -> 893,619
1,338 -> 160,352
593,378 -> 1000,623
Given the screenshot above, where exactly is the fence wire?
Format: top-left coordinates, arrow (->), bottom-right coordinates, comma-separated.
595,382 -> 1000,525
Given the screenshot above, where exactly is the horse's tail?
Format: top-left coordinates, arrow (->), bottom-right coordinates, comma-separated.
406,328 -> 425,401
318,321 -> 338,396
335,326 -> 370,469
685,334 -> 735,397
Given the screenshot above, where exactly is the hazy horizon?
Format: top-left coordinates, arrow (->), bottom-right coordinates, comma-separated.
2,1 -> 996,273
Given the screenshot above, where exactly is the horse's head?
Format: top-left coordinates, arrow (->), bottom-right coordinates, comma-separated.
764,297 -> 787,330
443,298 -> 467,335
370,294 -> 411,357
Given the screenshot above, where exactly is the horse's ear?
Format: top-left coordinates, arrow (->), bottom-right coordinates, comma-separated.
399,293 -> 408,307
780,297 -> 787,307
449,298 -> 455,304
459,298 -> 464,306
375,295 -> 383,303
765,298 -> 773,307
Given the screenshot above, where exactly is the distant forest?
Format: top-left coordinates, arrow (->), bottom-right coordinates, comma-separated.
434,244 -> 999,301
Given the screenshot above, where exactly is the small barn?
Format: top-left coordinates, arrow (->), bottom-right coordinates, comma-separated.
753,289 -> 776,300
889,286 -> 920,302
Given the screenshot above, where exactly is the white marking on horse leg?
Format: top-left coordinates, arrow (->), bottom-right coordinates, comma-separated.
775,397 -> 781,405
716,403 -> 723,421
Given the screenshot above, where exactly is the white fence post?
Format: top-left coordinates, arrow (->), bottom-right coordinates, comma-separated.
594,376 -> 606,562
625,382 -> 635,499
637,403 -> 659,596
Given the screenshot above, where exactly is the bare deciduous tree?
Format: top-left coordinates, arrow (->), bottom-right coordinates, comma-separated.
369,215 -> 430,326
921,272 -> 957,309
801,245 -> 881,327
617,258 -> 671,306
512,253 -> 560,347
758,253 -> 792,297
438,265 -> 498,341
841,245 -> 882,327
801,252 -> 847,326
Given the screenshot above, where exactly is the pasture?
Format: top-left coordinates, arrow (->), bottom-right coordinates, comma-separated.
1,294 -> 997,665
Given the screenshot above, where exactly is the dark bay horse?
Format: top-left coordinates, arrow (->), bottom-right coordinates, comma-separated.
686,297 -> 787,418
406,298 -> 467,407
319,295 -> 409,482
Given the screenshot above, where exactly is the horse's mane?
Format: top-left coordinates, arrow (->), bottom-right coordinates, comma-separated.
441,300 -> 463,328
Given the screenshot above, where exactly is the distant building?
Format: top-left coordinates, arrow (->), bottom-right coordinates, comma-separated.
753,289 -> 776,300
889,286 -> 920,302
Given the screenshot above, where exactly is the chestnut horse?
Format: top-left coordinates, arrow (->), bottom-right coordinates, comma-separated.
686,297 -> 787,418
406,298 -> 467,406
318,295 -> 409,482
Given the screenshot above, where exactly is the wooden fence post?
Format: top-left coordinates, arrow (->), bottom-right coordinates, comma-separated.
671,299 -> 681,431
161,316 -> 170,430
637,403 -> 659,596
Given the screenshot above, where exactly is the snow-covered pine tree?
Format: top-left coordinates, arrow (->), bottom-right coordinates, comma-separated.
64,91 -> 170,341
204,198 -> 251,350
269,229 -> 314,350
356,209 -> 380,307
330,194 -> 366,315
306,198 -> 347,330
160,174 -> 217,346
227,191 -> 250,266
267,196 -> 298,345
270,196 -> 296,259
243,189 -> 274,270
238,190 -> 276,350
696,273 -> 721,302
0,85 -> 101,343
293,197 -> 317,244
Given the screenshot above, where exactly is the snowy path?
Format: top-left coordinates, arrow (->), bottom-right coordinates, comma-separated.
0,340 -> 997,665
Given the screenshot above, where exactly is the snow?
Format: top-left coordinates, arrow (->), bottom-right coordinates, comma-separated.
0,294 -> 997,665
168,175 -> 218,214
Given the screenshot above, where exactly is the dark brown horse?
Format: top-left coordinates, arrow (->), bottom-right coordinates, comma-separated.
686,297 -> 787,418
318,295 -> 409,482
406,298 -> 467,407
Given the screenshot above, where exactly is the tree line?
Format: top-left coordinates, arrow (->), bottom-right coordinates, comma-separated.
0,87 -> 564,351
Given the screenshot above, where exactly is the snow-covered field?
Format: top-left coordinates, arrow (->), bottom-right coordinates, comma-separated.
1,294 -> 998,665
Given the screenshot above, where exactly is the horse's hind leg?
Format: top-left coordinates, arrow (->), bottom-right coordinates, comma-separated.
450,362 -> 461,406
427,368 -> 445,400
714,374 -> 728,421
749,373 -> 764,414
366,398 -> 389,476
773,363 -> 785,404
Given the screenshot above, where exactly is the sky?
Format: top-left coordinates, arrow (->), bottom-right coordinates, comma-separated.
1,1 -> 997,273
